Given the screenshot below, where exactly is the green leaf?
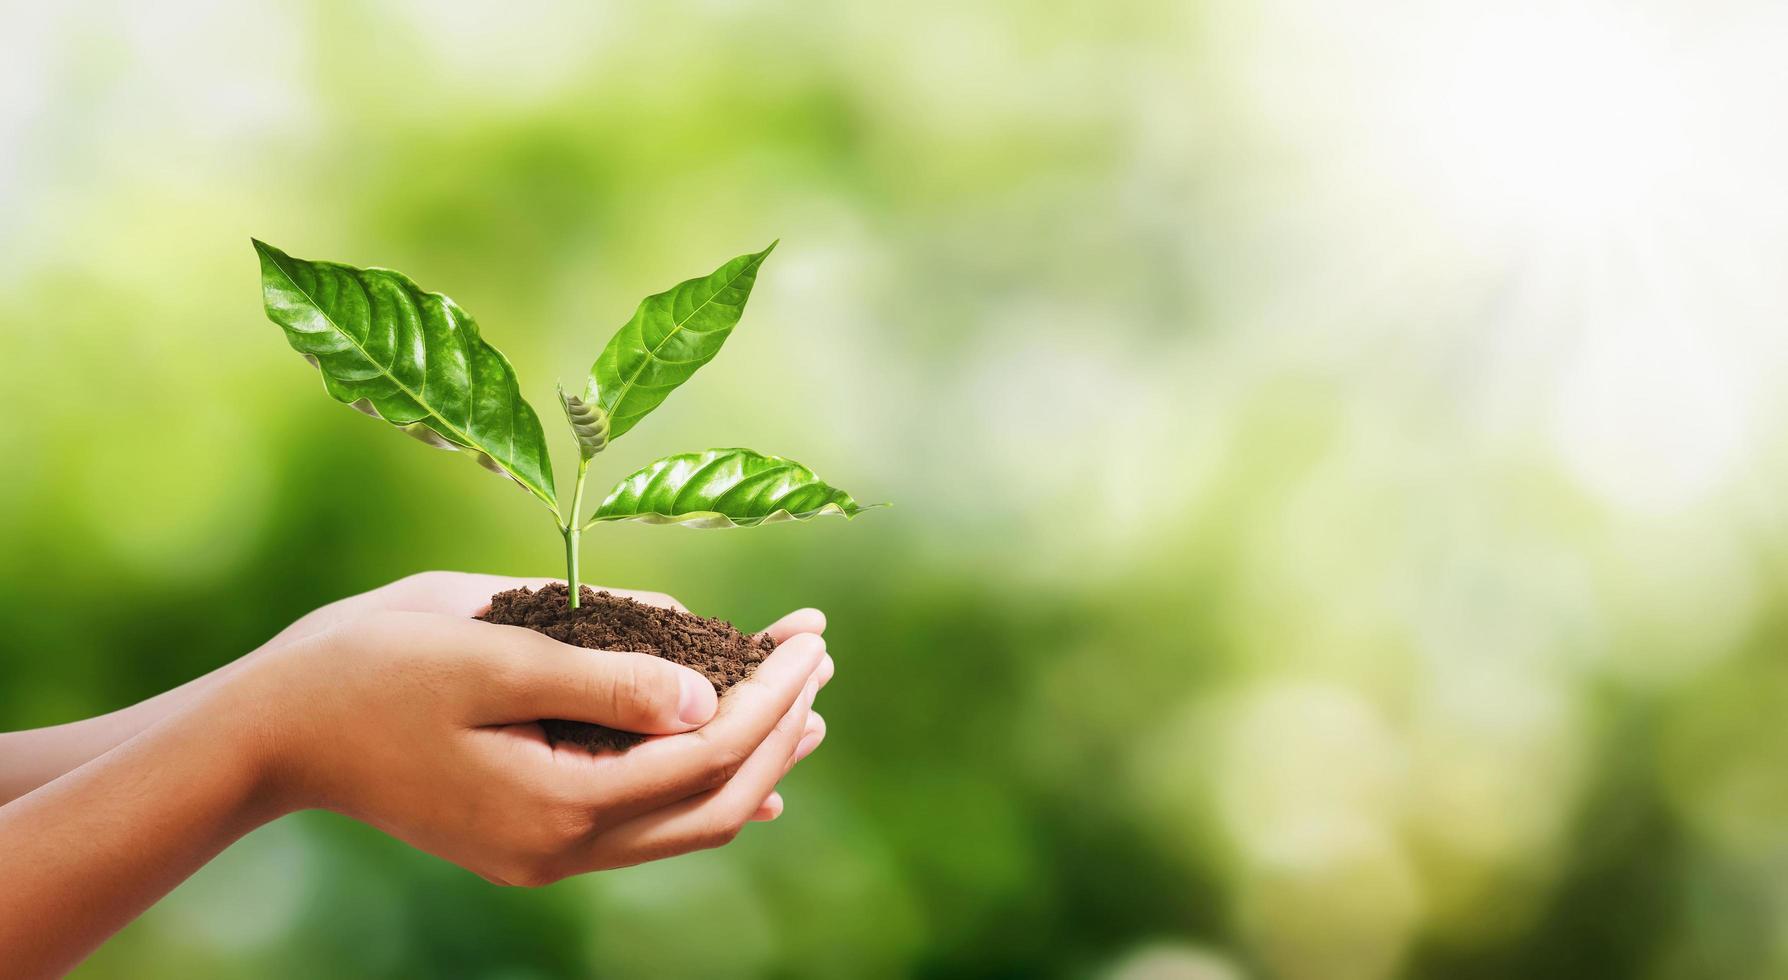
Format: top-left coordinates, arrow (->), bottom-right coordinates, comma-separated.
587,448 -> 880,529
557,386 -> 609,459
586,243 -> 775,442
254,240 -> 557,510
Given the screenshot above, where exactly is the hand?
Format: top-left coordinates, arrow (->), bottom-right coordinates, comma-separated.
0,573 -> 833,976
0,572 -> 830,815
261,571 -> 829,823
211,575 -> 832,885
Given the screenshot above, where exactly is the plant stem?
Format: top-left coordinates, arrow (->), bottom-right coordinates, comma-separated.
562,458 -> 591,610
563,524 -> 581,609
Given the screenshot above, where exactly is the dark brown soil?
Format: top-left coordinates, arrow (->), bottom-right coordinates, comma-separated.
478,583 -> 776,753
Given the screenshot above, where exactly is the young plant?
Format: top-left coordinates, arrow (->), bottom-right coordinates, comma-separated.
255,239 -> 878,609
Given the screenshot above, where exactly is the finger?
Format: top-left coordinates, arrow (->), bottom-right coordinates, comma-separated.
384,572 -> 562,617
763,608 -> 826,643
468,621 -> 717,733
271,574 -> 688,649
268,575 -> 558,647
381,572 -> 688,617
795,711 -> 826,762
585,675 -> 818,866
587,633 -> 826,815
747,714 -> 822,824
749,792 -> 784,822
815,653 -> 835,690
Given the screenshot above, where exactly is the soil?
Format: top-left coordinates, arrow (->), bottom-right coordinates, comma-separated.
478,582 -> 776,753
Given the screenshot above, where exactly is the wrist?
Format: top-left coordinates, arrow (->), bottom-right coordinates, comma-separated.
184,650 -> 314,822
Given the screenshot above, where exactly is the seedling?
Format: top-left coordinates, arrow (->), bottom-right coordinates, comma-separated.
255,239 -> 878,609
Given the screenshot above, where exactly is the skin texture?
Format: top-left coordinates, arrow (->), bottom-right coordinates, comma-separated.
0,572 -> 831,979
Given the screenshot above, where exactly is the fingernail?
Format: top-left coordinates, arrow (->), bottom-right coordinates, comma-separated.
795,731 -> 823,761
678,672 -> 717,725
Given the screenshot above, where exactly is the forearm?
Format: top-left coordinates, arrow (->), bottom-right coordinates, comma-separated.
0,663 -> 247,806
0,692 -> 281,978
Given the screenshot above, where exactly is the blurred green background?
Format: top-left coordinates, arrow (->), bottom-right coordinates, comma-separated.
5,0 -> 1788,977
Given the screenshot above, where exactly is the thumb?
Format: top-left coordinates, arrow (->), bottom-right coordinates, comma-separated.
477,624 -> 717,734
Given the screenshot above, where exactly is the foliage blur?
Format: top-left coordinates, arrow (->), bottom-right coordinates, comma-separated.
4,0 -> 1788,977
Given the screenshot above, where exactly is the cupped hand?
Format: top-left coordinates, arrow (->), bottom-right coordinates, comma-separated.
211,572 -> 830,885
318,571 -> 832,823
